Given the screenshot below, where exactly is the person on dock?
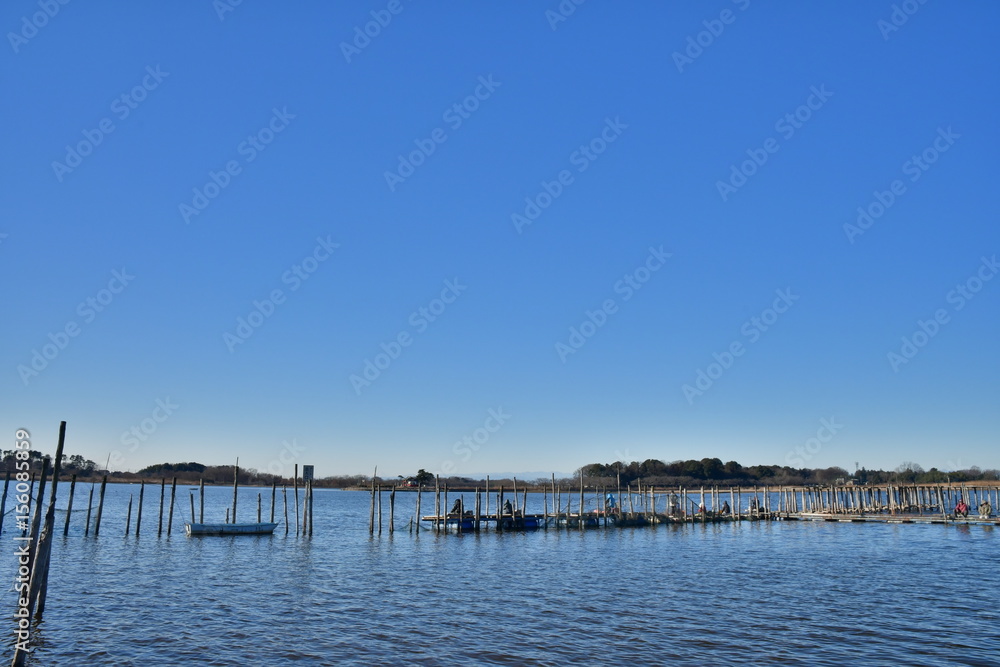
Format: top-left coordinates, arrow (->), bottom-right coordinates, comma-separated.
721,500 -> 731,515
954,500 -> 969,518
502,499 -> 512,516
451,498 -> 463,516
978,500 -> 992,519
605,494 -> 617,514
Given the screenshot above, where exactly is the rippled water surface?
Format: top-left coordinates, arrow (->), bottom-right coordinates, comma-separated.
5,485 -> 998,666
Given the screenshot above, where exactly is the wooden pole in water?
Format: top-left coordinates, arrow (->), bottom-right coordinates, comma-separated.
485,476 -> 491,525
293,463 -> 300,535
441,484 -> 447,532
302,482 -> 309,533
369,469 -> 376,535
414,485 -> 422,533
27,458 -> 50,569
283,485 -> 289,534
28,422 -> 67,621
271,479 -> 277,523
0,471 -> 9,537
125,494 -> 133,535
225,508 -> 230,523
497,486 -> 504,533
232,459 -> 240,524
93,474 -> 107,536
475,487 -> 481,532
434,475 -> 440,534
62,474 -> 76,536
190,492 -> 196,524
167,477 -> 177,535
579,470 -> 585,529
257,492 -> 262,523
550,473 -> 556,520
389,487 -> 395,534
135,480 -> 144,536
308,481 -> 314,536
84,485 -> 94,536
377,485 -> 383,536
157,478 -> 165,536
199,478 -> 205,524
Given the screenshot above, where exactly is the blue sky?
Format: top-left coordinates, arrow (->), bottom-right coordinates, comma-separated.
3,1 -> 997,479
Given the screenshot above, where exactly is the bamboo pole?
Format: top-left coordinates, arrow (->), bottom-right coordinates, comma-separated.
62,474 -> 76,536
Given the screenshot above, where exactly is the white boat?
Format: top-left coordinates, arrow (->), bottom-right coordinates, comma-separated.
184,522 -> 278,536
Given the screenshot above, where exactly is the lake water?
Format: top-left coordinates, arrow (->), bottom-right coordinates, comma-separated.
4,483 -> 998,666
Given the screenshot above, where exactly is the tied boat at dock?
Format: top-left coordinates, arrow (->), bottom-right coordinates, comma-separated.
184,522 -> 278,536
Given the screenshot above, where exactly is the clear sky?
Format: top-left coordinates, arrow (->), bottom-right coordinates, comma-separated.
3,1 -> 997,479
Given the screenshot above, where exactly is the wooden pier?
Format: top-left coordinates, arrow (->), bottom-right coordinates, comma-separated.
381,477 -> 1000,534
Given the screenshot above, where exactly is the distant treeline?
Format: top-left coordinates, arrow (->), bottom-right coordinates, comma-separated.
3,452 -> 995,489
573,458 -> 999,487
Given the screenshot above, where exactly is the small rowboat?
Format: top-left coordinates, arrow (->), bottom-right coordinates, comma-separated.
184,522 -> 278,536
